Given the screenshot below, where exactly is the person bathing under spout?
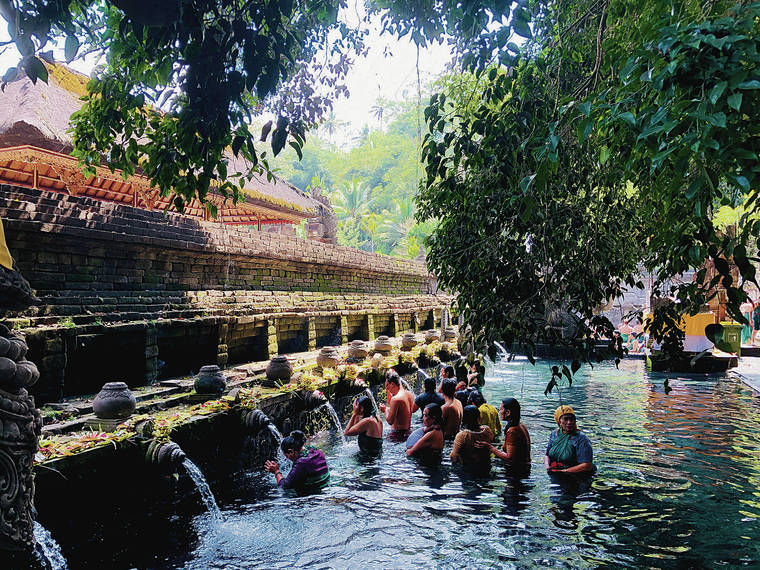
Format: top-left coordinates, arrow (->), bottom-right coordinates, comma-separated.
379,370 -> 414,441
265,430 -> 330,495
344,394 -> 383,454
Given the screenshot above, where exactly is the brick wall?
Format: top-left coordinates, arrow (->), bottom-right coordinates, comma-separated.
1,185 -> 432,297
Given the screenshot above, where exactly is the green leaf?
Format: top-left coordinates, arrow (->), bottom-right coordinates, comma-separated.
519,174 -> 536,193
738,80 -> 760,89
709,81 -> 727,104
705,112 -> 727,128
511,15 -> 532,39
65,35 -> 80,63
23,57 -> 48,85
618,112 -> 636,126
571,359 -> 581,374
600,145 -> 610,164
578,101 -> 591,116
289,141 -> 303,160
727,92 -> 742,111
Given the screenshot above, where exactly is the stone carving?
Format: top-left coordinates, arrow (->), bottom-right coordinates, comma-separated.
145,440 -> 186,466
195,365 -> 226,395
424,329 -> 440,344
401,333 -> 418,350
0,327 -> 42,552
347,340 -> 368,360
265,355 -> 293,386
316,346 -> 340,369
92,382 -> 136,419
374,336 -> 393,354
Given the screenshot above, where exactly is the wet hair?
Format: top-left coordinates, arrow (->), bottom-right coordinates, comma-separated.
281,430 -> 306,453
356,394 -> 376,418
501,397 -> 521,429
385,370 -> 401,386
424,403 -> 442,426
442,365 -> 456,378
424,376 -> 437,393
468,390 -> 486,407
441,379 -> 457,398
462,405 -> 481,431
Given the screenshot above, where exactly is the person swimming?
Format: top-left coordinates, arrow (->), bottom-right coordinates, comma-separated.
265,430 -> 330,494
344,394 -> 383,454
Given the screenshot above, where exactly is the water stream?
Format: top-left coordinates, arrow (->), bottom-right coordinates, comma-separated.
319,402 -> 347,444
493,340 -> 508,359
181,459 -> 222,521
33,521 -> 67,570
266,423 -> 292,470
363,388 -> 380,415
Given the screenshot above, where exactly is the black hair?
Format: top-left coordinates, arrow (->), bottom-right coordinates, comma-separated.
424,403 -> 442,426
442,365 -> 455,378
441,379 -> 457,398
462,405 -> 481,431
424,376 -> 437,393
501,397 -> 521,428
385,370 -> 401,386
468,390 -> 486,407
281,429 -> 306,453
356,394 -> 376,418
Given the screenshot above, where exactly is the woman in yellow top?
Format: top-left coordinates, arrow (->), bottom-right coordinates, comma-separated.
468,390 -> 501,439
450,405 -> 494,475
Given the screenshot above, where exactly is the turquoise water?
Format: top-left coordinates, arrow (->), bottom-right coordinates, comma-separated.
151,358 -> 760,569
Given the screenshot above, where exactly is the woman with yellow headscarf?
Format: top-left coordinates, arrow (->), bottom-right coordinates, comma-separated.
544,405 -> 595,474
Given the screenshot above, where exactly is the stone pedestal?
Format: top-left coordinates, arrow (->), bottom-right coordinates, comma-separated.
0,386 -> 42,551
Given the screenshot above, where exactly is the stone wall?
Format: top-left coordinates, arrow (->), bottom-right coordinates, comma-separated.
0,184 -> 450,403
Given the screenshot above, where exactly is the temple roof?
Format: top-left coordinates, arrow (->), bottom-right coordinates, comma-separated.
0,62 -> 322,223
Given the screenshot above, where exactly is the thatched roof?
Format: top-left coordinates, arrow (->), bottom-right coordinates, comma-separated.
0,62 -> 321,218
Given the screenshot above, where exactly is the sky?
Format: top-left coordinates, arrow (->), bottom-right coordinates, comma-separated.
0,4 -> 454,147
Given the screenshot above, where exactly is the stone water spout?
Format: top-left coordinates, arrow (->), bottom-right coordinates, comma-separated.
146,440 -> 187,467
241,409 -> 273,435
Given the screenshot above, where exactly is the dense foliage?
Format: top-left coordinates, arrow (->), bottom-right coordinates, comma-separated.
416,0 -> 760,364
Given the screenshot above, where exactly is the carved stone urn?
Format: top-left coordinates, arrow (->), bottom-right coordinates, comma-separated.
443,326 -> 458,342
424,329 -> 440,344
374,335 -> 393,354
265,355 -> 293,384
195,364 -> 226,395
401,332 -> 418,350
316,346 -> 340,368
347,340 -> 368,359
92,382 -> 137,419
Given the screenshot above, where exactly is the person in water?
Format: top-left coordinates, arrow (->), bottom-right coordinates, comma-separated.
406,403 -> 444,460
469,390 -> 501,440
544,405 -> 594,474
344,394 -> 383,453
477,397 -> 530,474
450,405 -> 494,474
265,430 -> 330,494
411,374 -> 444,413
440,379 -> 463,439
379,370 -> 414,439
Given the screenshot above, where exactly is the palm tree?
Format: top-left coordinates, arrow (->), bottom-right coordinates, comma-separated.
330,179 -> 373,223
379,196 -> 417,255
320,111 -> 347,144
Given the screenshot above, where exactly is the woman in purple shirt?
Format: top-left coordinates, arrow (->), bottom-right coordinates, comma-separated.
265,430 -> 329,494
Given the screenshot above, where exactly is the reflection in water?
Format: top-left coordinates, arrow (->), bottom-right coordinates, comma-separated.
47,360 -> 760,568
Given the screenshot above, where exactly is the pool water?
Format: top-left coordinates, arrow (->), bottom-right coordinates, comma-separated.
70,359 -> 760,568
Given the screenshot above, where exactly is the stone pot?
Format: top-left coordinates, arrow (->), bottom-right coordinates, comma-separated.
266,355 -> 293,383
424,329 -> 440,344
401,333 -> 418,350
347,340 -> 369,359
92,382 -> 136,419
374,335 -> 393,354
316,346 -> 340,368
443,326 -> 458,342
195,364 -> 226,395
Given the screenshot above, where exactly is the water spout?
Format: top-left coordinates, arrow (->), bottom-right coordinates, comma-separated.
400,378 -> 412,392
33,521 -> 67,570
494,341 -> 508,360
363,388 -> 380,416
267,423 -> 292,470
182,458 -> 222,521
318,402 -> 347,445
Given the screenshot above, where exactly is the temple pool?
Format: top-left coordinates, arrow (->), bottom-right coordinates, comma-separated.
58,359 -> 760,568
